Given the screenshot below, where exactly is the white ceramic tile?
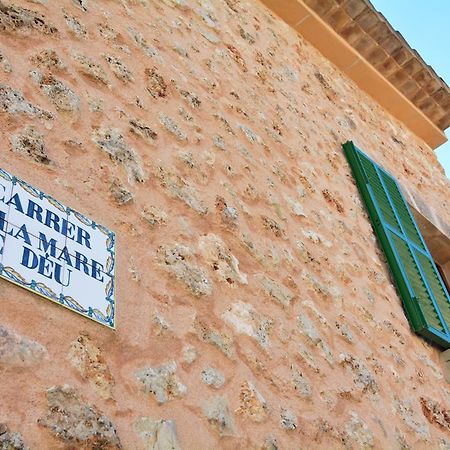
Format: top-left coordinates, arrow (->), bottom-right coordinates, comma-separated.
0,169 -> 115,328
62,262 -> 114,326
64,208 -> 115,277
0,203 -> 9,232
8,179 -> 68,252
1,222 -> 65,301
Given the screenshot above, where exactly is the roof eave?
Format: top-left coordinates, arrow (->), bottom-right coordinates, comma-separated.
261,0 -> 448,149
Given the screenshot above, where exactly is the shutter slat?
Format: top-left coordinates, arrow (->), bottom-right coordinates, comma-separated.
389,231 -> 445,333
343,141 -> 450,348
415,252 -> 450,325
379,172 -> 426,251
359,155 -> 401,232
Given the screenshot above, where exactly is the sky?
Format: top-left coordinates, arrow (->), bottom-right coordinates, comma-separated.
370,0 -> 450,177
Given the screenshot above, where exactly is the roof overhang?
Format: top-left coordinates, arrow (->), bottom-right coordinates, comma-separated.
260,0 -> 449,149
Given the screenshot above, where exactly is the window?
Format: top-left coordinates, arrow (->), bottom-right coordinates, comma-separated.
343,141 -> 450,348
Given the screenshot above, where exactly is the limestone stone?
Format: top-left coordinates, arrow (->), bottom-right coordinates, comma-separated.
225,44 -> 246,70
67,334 -> 114,400
417,354 -> 443,380
0,325 -> 46,368
182,345 -> 197,364
109,178 -> 134,205
104,54 -> 133,82
261,215 -> 286,239
0,2 -> 57,34
222,301 -> 273,348
344,412 -> 375,448
10,126 -> 49,165
30,49 -> 65,70
236,381 -> 268,423
213,135 -> 226,150
215,196 -> 239,228
93,127 -> 145,182
0,50 -> 11,73
193,318 -> 235,358
72,51 -> 110,85
201,366 -> 225,389
238,26 -> 255,45
29,70 -> 80,112
0,423 -> 28,450
420,397 -> 450,431
63,11 -> 86,37
128,27 -> 161,59
160,0 -> 190,11
158,243 -> 212,296
213,114 -> 234,135
260,276 -> 294,307
322,189 -> 344,214
198,234 -> 247,285
134,418 -> 181,450
0,84 -> 52,118
395,398 -> 430,441
283,193 -> 306,217
296,312 -> 334,365
177,109 -> 198,133
335,318 -> 355,343
157,167 -> 207,214
129,118 -> 158,141
59,125 -> 82,144
179,90 -> 201,108
136,361 -> 187,404
339,354 -> 379,394
72,0 -> 88,11
262,435 -> 279,450
203,396 -> 235,436
97,22 -> 119,44
223,0 -> 239,12
87,96 -> 103,112
197,27 -> 220,44
238,124 -> 261,144
152,314 -> 172,337
302,300 -> 329,327
280,408 -> 297,430
172,44 -> 189,58
291,366 -> 312,399
194,7 -> 217,28
142,206 -> 168,228
297,313 -> 321,344
302,229 -> 332,247
241,234 -> 266,265
145,68 -> 168,98
159,113 -> 187,141
175,150 -> 196,170
395,429 -> 411,450
38,385 -> 121,449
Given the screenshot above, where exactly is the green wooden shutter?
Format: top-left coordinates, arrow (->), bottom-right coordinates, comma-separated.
343,141 -> 450,348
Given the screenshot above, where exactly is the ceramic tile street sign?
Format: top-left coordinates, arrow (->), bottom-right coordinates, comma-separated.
0,168 -> 116,328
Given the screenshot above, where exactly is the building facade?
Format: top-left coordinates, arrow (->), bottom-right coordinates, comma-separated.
1,0 -> 450,448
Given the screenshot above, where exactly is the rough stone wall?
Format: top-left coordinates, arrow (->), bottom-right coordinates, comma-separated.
1,0 -> 450,449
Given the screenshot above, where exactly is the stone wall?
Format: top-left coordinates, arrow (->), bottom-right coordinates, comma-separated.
1,0 -> 450,449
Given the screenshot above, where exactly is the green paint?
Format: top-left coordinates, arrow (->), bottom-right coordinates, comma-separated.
343,141 -> 450,348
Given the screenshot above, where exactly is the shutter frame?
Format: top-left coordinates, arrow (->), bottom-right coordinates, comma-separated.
343,141 -> 450,348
